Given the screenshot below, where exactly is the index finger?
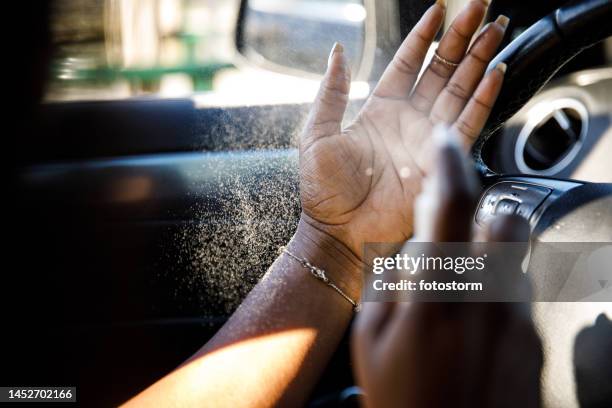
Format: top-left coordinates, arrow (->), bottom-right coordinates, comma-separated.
430,127 -> 478,242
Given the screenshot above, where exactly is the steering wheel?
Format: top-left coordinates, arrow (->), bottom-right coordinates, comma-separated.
469,0 -> 612,239
478,0 -> 612,159
469,1 -> 612,405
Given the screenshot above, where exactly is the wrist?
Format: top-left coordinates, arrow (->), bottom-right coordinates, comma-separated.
287,215 -> 364,301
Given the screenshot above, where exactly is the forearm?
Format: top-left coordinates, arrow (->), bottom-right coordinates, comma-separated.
124,218 -> 363,407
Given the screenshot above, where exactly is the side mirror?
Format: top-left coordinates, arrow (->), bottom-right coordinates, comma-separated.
236,0 -> 372,79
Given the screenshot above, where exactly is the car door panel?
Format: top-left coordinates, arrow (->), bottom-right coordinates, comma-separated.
7,101 -> 305,406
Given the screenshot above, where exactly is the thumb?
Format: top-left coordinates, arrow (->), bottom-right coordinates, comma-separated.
301,42 -> 351,149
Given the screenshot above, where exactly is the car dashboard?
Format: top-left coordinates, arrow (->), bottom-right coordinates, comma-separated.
482,66 -> 612,183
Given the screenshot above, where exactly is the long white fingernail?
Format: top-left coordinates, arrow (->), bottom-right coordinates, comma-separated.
495,14 -> 510,29
328,42 -> 344,68
496,62 -> 507,74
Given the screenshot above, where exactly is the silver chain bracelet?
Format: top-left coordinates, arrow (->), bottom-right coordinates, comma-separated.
280,246 -> 361,312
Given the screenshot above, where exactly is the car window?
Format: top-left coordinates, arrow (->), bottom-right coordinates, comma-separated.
46,0 -> 371,106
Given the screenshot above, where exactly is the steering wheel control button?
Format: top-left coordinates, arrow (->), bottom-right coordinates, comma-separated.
512,183 -> 551,197
495,199 -> 519,215
476,182 -> 553,225
515,202 -> 536,219
476,193 -> 499,225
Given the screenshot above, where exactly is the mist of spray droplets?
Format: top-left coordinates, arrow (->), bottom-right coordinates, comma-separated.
171,150 -> 301,316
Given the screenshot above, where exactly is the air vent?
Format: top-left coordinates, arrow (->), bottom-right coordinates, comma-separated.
515,99 -> 588,175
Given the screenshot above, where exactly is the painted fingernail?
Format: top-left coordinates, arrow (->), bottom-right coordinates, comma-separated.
495,14 -> 510,29
496,62 -> 507,74
328,42 -> 344,68
436,0 -> 446,8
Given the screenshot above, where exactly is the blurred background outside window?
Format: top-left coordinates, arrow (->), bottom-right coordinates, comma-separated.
46,0 -> 370,106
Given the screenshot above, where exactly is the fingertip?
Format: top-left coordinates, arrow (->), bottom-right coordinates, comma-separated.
421,0 -> 446,29
595,313 -> 611,326
433,123 -> 452,146
454,0 -> 489,29
327,41 -> 344,69
326,42 -> 350,86
303,42 -> 350,146
433,123 -> 464,152
495,14 -> 510,29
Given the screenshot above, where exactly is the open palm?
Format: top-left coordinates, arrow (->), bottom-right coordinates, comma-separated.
300,0 -> 509,259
